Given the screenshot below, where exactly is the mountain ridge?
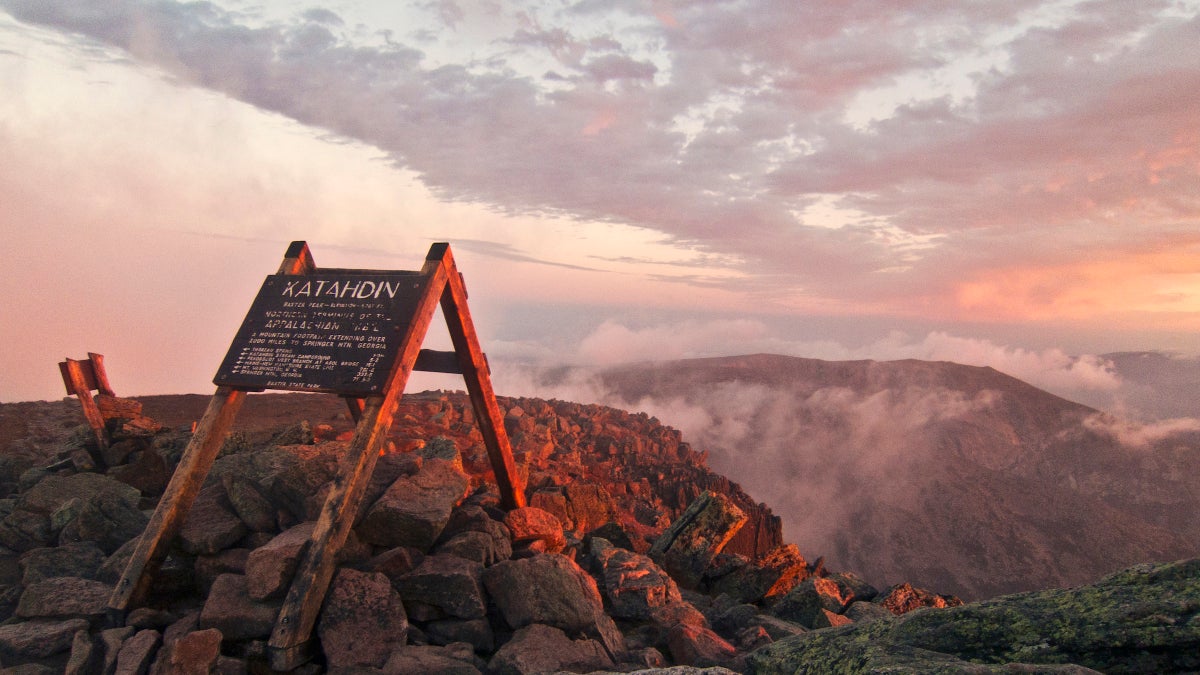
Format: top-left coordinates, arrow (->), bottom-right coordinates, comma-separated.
583,353 -> 1200,599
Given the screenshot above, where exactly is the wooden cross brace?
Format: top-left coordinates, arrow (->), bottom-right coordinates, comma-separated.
107,242 -> 525,670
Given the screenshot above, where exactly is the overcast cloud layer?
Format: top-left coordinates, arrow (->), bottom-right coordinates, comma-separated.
1,0 -> 1198,404
5,0 -> 1199,320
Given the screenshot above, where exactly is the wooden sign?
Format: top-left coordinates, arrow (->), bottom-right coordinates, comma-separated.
214,272 -> 427,394
109,241 -> 525,670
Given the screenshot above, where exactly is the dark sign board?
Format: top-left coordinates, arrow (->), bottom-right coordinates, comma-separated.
214,273 -> 427,394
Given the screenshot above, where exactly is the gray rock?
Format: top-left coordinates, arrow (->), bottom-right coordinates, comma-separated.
487,623 -> 613,675
483,553 -> 604,634
382,644 -> 482,675
244,522 -> 314,601
114,628 -> 160,675
16,576 -> 113,619
198,574 -> 281,641
394,553 -> 486,621
65,628 -> 98,675
0,618 -> 90,661
648,491 -> 747,589
357,459 -> 469,552
149,628 -> 221,675
597,548 -> 682,620
178,485 -> 247,556
317,568 -> 408,670
19,542 -> 105,584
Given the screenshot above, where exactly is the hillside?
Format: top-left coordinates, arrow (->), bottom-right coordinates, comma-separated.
589,354 -> 1200,600
0,388 -> 1196,672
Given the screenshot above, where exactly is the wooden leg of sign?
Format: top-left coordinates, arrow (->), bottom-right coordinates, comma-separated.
344,396 -> 365,424
108,386 -> 246,619
269,261 -> 446,670
440,265 -> 526,509
268,394 -> 394,670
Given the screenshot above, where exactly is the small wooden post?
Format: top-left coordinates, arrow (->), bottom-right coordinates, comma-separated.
59,354 -> 113,459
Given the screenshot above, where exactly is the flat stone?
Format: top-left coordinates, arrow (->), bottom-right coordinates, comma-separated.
16,576 -> 113,619
149,628 -> 221,675
0,618 -> 90,661
198,574 -> 281,641
245,522 -> 314,600
19,542 -> 105,585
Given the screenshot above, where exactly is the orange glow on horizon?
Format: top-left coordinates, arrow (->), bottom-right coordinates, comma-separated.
953,247 -> 1200,326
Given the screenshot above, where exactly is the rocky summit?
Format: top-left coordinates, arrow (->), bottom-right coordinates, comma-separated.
0,390 -> 1196,673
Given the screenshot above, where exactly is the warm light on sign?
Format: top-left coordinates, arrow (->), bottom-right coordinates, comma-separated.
214,273 -> 427,394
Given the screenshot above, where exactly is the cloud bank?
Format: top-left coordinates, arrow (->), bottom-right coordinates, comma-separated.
4,0 -> 1198,326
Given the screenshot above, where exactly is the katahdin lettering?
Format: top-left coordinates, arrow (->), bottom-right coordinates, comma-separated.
281,277 -> 401,300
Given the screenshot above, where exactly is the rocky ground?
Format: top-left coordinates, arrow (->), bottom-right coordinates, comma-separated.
0,392 -> 1195,673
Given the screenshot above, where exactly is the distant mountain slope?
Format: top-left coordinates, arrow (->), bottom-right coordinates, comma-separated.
591,354 -> 1200,600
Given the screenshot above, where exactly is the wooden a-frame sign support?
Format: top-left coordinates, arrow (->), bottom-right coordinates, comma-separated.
108,241 -> 525,670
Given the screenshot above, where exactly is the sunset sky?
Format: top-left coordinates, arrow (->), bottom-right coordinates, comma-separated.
2,0 -> 1198,405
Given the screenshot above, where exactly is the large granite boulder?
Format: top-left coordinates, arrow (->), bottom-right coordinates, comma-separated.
357,459 -> 470,552
597,547 -> 683,620
649,491 -> 747,589
487,623 -> 613,675
317,567 -> 408,669
394,553 -> 487,622
483,553 -> 626,656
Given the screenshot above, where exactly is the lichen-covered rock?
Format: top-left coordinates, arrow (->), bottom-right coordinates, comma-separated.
649,491 -> 747,589
317,568 -> 408,669
747,558 -> 1200,674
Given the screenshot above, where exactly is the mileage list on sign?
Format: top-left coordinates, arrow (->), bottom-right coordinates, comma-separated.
214,273 -> 426,394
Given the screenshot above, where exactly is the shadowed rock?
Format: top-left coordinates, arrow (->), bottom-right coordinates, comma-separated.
0,618 -> 89,661
487,623 -> 614,675
317,567 -> 408,669
198,574 -> 281,641
394,553 -> 486,622
358,458 -> 469,552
